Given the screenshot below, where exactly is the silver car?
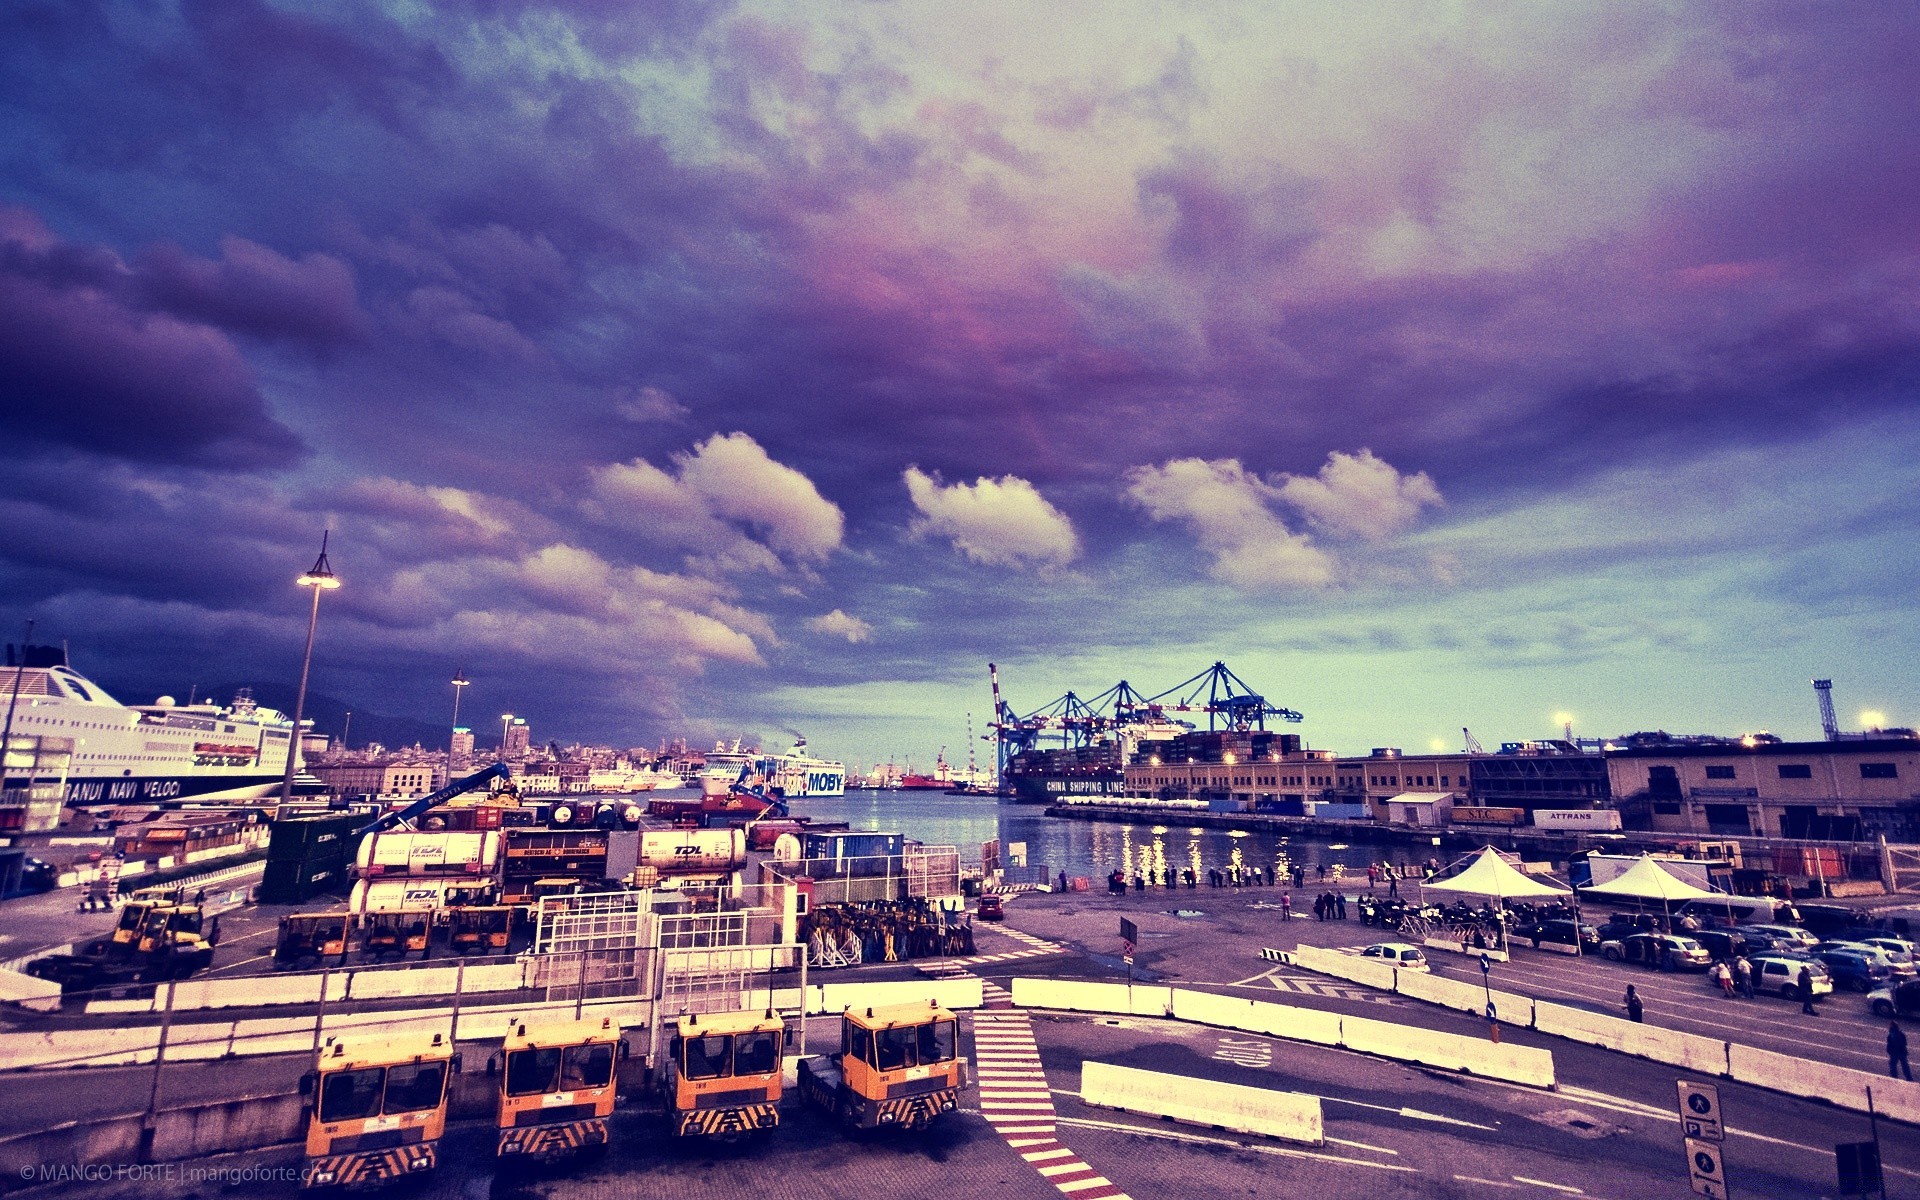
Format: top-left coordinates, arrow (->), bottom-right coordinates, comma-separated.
1750,954 -> 1834,1000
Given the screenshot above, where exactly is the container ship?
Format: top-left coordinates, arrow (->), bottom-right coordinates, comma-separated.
1002,719 -> 1190,804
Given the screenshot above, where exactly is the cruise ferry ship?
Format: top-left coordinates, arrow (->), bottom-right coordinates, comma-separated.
0,648 -> 297,805
698,736 -> 846,798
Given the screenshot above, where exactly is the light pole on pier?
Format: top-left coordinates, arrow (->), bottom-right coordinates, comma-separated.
278,533 -> 340,808
449,668 -> 469,780
499,713 -> 514,762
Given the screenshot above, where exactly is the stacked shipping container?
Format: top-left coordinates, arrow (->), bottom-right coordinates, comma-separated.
261,813 -> 363,904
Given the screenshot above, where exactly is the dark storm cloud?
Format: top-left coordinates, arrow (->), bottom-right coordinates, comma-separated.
0,217 -> 306,469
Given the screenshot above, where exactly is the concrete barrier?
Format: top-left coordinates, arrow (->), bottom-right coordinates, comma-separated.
1726,1043 -> 1920,1123
0,967 -> 62,1014
1339,1011 -> 1555,1088
812,977 -> 982,1015
1421,938 -> 1510,963
0,1114 -> 147,1189
1011,977 -> 1171,1016
1290,945 -> 1397,991
1394,970 -> 1534,1028
150,1091 -> 305,1161
1081,1060 -> 1322,1144
82,959 -> 528,1016
1170,990 -> 1342,1047
1532,1002 -> 1728,1077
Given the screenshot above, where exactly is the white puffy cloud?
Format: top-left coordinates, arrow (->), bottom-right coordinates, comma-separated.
1276,449 -> 1443,541
903,467 -> 1079,569
808,609 -> 874,643
586,432 -> 844,574
1125,458 -> 1334,590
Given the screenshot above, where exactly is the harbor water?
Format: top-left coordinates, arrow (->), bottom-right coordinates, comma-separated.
779,790 -> 1442,884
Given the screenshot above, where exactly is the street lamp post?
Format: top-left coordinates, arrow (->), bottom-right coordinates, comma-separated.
500,713 -> 514,762
278,532 -> 340,807
449,669 -> 469,780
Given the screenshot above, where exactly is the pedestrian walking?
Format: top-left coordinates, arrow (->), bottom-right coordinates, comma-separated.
1798,965 -> 1820,1015
1367,864 -> 1378,891
1891,1021 -> 1912,1081
1712,961 -> 1734,998
1387,871 -> 1399,899
1336,892 -> 1347,920
1625,985 -> 1644,1023
1280,892 -> 1292,921
1733,956 -> 1753,999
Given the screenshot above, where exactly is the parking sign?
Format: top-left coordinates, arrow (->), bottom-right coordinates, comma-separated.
1678,1081 -> 1724,1142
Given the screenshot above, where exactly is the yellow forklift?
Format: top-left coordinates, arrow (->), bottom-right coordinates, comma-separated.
492,1015 -> 621,1159
661,1009 -> 786,1138
798,1000 -> 965,1131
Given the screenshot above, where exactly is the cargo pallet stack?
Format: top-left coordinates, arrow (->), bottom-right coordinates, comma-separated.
262,814 -> 364,904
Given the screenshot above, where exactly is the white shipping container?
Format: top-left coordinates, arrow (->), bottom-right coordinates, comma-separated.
1530,809 -> 1623,832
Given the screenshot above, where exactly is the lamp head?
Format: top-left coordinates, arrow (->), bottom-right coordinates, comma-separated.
298,530 -> 340,589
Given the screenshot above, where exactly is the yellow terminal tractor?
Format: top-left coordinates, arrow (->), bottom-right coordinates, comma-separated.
276,912 -> 352,969
446,905 -> 512,955
299,1032 -> 460,1188
799,1000 -> 965,1131
359,908 -> 432,960
662,1009 -> 785,1138
493,1015 -> 621,1159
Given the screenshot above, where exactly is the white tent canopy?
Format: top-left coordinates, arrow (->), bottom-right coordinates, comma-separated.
1424,846 -> 1572,900
1577,854 -> 1722,903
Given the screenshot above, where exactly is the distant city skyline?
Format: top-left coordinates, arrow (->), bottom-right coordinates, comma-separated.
2,5 -> 1915,774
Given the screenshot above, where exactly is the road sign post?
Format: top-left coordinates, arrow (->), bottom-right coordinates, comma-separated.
1479,952 -> 1498,1042
1686,1137 -> 1730,1198
1119,917 -> 1137,986
1679,1081 -> 1724,1142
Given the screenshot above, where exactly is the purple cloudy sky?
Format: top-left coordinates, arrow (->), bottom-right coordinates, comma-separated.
3,1 -> 1916,771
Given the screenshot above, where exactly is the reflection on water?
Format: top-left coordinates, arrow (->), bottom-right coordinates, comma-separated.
780,791 -> 1435,881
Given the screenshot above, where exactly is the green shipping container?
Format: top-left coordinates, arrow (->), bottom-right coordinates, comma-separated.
267,815 -> 364,863
259,854 -> 352,905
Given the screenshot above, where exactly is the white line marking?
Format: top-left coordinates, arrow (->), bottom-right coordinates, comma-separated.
1512,1177 -> 1582,1194
1053,1115 -> 1417,1173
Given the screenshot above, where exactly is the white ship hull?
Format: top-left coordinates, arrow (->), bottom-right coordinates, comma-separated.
698,738 -> 846,798
1,660 -> 297,806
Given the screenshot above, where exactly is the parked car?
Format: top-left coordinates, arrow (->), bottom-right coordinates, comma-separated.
977,894 -> 1005,920
1693,929 -> 1772,962
1870,979 -> 1920,1020
1845,936 -> 1918,966
1796,904 -> 1860,938
1524,919 -> 1601,954
1750,953 -> 1834,1000
1596,915 -> 1660,943
1744,924 -> 1820,953
1814,947 -> 1902,992
1602,933 -> 1712,971
1359,943 -> 1430,972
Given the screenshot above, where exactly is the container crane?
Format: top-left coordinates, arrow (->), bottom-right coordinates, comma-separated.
1144,661 -> 1303,731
